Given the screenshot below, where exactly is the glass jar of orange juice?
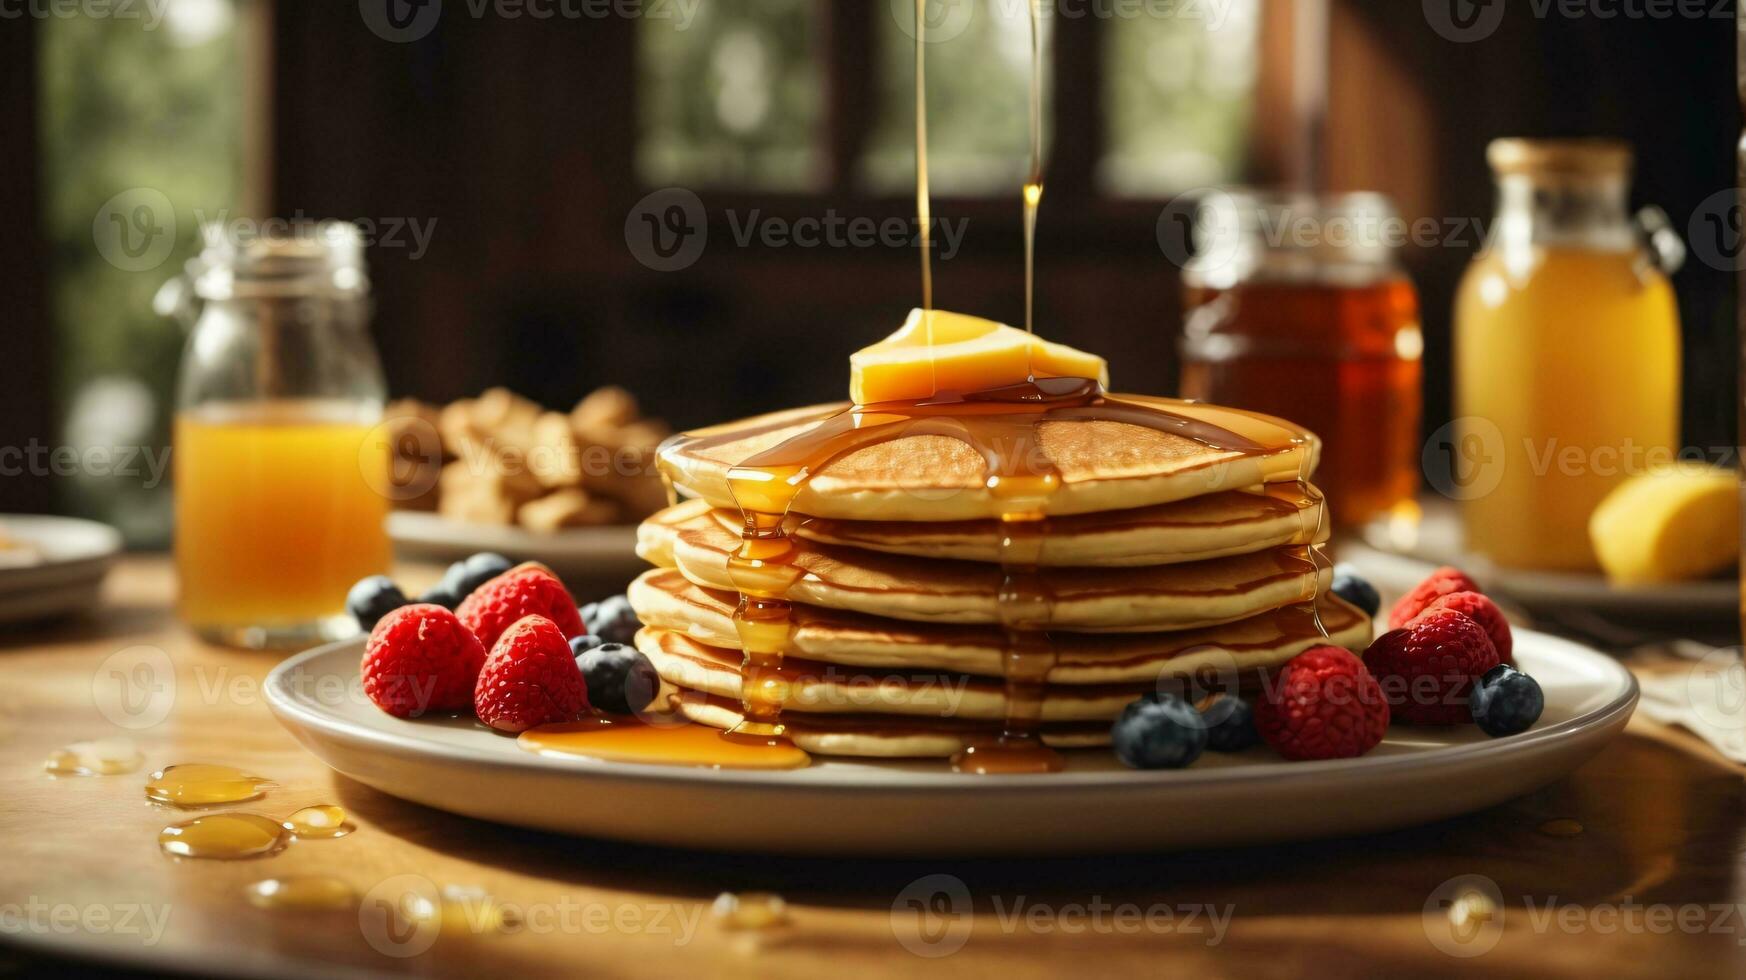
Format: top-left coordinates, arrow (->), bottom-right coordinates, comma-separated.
168,221 -> 392,648
1454,140 -> 1683,571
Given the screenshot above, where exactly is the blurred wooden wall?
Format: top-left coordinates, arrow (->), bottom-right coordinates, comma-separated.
262,4 -> 1735,448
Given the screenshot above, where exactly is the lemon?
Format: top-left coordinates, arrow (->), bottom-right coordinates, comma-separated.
1588,464 -> 1738,584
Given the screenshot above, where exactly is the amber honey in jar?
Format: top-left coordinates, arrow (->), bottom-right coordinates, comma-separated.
1179,192 -> 1423,528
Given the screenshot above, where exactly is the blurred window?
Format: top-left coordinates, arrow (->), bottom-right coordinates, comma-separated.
40,0 -> 247,544
1100,0 -> 1261,196
636,1 -> 1261,199
861,0 -> 1054,196
636,0 -> 826,191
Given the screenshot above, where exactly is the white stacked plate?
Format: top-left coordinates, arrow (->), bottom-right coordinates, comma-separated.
268,629 -> 1636,856
0,515 -> 123,625
1349,499 -> 1738,625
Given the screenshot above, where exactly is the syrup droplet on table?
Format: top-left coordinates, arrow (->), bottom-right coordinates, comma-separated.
44,737 -> 143,776
1446,888 -> 1497,931
281,804 -> 354,839
402,885 -> 523,935
1538,818 -> 1584,838
712,891 -> 790,931
145,764 -> 275,807
159,813 -> 291,860
246,876 -> 358,911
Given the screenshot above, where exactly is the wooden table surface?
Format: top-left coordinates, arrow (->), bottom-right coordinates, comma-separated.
2,557 -> 1744,979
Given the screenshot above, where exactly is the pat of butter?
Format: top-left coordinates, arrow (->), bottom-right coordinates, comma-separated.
850,309 -> 1110,405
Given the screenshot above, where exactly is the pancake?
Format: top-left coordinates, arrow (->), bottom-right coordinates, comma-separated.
788,484 -> 1327,566
636,628 -> 1246,723
657,396 -> 1320,522
628,568 -> 1371,683
669,694 -> 1115,758
639,499 -> 1333,632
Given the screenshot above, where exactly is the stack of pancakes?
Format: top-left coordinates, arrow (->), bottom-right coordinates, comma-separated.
631,398 -> 1372,759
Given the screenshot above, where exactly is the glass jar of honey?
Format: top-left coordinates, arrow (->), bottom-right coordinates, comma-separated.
167,221 -> 391,648
1454,140 -> 1682,571
1179,191 -> 1424,529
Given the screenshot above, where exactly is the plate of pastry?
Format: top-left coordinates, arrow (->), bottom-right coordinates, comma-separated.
381,386 -> 669,596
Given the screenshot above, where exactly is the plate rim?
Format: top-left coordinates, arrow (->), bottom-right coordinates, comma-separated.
266,628 -> 1639,793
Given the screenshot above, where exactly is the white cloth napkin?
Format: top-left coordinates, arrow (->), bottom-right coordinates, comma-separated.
1634,641 -> 1746,763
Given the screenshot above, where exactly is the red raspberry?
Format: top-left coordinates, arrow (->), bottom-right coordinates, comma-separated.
361,604 -> 487,718
1254,646 -> 1389,761
1387,566 -> 1482,629
1363,609 -> 1500,725
1423,590 -> 1513,664
474,615 -> 589,733
456,562 -> 584,650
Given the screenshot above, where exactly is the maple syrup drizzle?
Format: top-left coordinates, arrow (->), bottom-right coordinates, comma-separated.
664,0 -> 1330,770
913,0 -> 933,319
695,381 -> 1312,772
1022,0 -> 1044,336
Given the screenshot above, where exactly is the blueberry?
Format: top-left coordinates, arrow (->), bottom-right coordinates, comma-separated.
439,552 -> 514,604
585,594 -> 641,645
579,642 -> 660,715
418,583 -> 462,610
569,633 -> 605,658
1200,695 -> 1260,752
1111,693 -> 1207,770
347,575 -> 408,631
1471,664 -> 1543,737
1331,564 -> 1381,618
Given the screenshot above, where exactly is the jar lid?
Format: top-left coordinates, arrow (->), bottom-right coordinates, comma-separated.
1487,138 -> 1633,177
190,219 -> 368,300
1184,189 -> 1403,289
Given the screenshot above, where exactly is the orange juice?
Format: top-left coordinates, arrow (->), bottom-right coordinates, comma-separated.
175,400 -> 392,645
1455,247 -> 1681,571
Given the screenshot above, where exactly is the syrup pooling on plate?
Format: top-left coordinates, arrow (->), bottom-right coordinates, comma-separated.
520,717 -> 809,770
685,380 -> 1315,772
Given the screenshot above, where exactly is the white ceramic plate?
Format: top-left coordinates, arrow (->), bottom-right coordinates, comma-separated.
0,515 -> 122,624
387,511 -> 643,599
1351,500 -> 1737,623
267,629 -> 1636,856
